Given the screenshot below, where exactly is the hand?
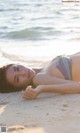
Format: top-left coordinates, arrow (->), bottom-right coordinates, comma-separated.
21,86 -> 41,100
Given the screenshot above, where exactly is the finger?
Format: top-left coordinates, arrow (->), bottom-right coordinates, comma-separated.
22,92 -> 36,99
23,92 -> 34,99
26,86 -> 32,90
22,95 -> 34,100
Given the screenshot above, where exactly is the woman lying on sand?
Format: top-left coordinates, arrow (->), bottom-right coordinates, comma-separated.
0,52 -> 80,99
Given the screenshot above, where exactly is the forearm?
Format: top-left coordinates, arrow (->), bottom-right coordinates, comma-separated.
22,82 -> 80,100
39,82 -> 80,94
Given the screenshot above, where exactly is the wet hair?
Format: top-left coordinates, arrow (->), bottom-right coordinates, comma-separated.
0,64 -> 26,93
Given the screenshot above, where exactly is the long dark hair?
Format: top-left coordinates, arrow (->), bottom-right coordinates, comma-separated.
0,64 -> 26,93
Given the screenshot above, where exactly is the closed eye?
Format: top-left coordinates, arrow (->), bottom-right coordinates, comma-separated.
14,66 -> 19,83
14,66 -> 19,72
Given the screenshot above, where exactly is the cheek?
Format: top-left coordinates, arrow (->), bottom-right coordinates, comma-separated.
20,77 -> 29,85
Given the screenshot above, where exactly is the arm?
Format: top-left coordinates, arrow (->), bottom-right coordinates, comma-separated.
33,74 -> 78,85
39,82 -> 80,94
21,82 -> 80,100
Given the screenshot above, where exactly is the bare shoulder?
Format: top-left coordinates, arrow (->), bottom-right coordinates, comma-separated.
32,71 -> 70,86
33,72 -> 47,86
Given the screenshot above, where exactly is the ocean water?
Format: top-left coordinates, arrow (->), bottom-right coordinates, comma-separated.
0,0 -> 80,67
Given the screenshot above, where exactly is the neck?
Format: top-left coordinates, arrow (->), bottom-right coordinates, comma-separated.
29,67 -> 43,87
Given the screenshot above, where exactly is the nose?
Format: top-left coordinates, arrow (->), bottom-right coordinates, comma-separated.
17,70 -> 26,76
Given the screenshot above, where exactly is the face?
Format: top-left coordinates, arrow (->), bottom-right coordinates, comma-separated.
6,64 -> 35,88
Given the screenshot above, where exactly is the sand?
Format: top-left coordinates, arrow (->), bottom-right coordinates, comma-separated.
0,92 -> 80,133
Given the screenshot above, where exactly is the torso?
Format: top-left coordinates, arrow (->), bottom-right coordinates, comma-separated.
40,56 -> 65,79
38,55 -> 80,82
70,56 -> 80,82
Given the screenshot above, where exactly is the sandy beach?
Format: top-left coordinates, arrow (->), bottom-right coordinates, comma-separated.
0,91 -> 80,133
0,41 -> 80,133
0,0 -> 80,132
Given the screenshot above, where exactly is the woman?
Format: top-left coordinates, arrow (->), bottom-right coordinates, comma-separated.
1,52 -> 80,99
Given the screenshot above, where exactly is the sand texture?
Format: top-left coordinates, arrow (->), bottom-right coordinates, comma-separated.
0,92 -> 80,133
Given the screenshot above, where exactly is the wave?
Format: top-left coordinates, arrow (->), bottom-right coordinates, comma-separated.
1,28 -> 45,40
5,28 -> 43,40
1,49 -> 29,62
0,49 -> 46,65
0,27 -> 65,40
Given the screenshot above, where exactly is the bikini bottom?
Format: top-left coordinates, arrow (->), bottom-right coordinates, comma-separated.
56,55 -> 72,80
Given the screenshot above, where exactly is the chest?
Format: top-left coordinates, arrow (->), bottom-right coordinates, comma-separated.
42,60 -> 65,79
